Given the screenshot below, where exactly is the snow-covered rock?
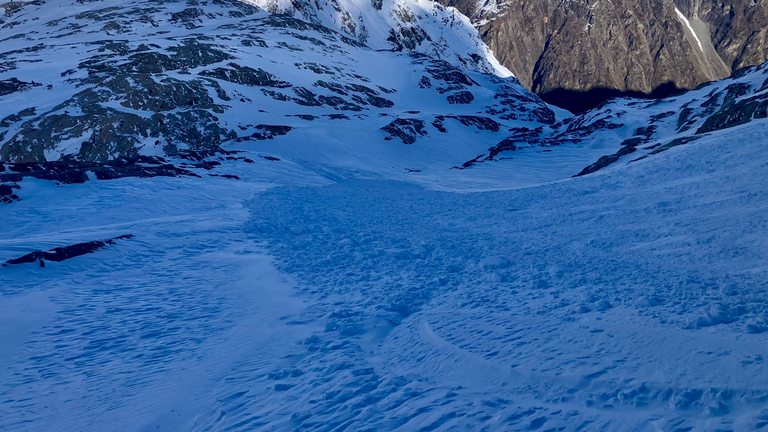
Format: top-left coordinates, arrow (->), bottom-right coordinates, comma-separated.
0,0 -> 567,190
243,0 -> 511,75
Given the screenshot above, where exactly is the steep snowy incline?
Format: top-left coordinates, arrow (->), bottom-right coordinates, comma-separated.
241,0 -> 511,75
234,120 -> 768,431
3,109 -> 766,431
1,0 -> 597,192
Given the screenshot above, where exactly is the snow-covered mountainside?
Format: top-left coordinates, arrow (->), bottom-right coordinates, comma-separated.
243,0 -> 509,75
0,0 -> 578,190
2,0 -> 767,193
459,61 -> 768,176
2,1 -> 768,431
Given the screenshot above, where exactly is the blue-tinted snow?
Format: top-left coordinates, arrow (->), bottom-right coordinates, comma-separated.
2,120 -> 767,431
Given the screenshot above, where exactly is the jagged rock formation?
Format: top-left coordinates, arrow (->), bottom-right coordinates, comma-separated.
439,0 -> 767,112
455,61 -> 768,173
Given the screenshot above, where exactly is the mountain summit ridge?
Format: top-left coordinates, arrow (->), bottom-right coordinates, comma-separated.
243,0 -> 513,76
439,0 -> 768,111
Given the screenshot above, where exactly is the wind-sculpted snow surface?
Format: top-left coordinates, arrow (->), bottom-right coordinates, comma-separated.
0,157 -> 332,431
3,121 -> 767,431
1,1 -> 768,431
239,123 -> 768,430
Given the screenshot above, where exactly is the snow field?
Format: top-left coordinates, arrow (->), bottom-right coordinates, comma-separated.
1,114 -> 767,432
235,122 -> 768,430
0,158 -> 327,431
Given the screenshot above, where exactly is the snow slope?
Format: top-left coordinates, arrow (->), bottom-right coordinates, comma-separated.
242,0 -> 511,75
2,1 -> 768,431
2,102 -> 768,431
0,157 -> 332,430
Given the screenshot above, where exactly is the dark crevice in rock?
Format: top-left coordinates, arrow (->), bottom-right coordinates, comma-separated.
648,135 -> 705,155
574,138 -> 649,177
450,153 -> 485,170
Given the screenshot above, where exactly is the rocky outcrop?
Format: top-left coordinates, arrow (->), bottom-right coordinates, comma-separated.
451,61 -> 768,173
440,0 -> 767,112
381,118 -> 428,144
244,0 -> 510,75
3,235 -> 134,266
2,0 -> 556,166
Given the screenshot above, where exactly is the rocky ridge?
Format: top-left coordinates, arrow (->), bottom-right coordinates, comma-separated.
452,61 -> 768,172
440,0 -> 768,112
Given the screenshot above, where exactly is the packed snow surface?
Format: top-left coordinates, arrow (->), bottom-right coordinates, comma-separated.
2,116 -> 768,430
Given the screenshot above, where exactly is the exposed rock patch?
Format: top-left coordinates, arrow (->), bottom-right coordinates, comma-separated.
3,235 -> 134,266
0,77 -> 41,97
381,118 -> 428,144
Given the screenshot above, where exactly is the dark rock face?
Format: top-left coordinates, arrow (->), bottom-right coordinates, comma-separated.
440,0 -> 767,112
381,118 -> 428,144
3,235 -> 134,266
447,91 -> 474,104
200,63 -> 292,87
0,78 -> 41,97
432,115 -> 501,133
0,182 -> 20,203
0,156 -> 201,186
692,0 -> 768,72
236,125 -> 293,141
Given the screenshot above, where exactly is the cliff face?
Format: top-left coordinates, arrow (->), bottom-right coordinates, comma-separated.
694,0 -> 768,70
441,0 -> 767,111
